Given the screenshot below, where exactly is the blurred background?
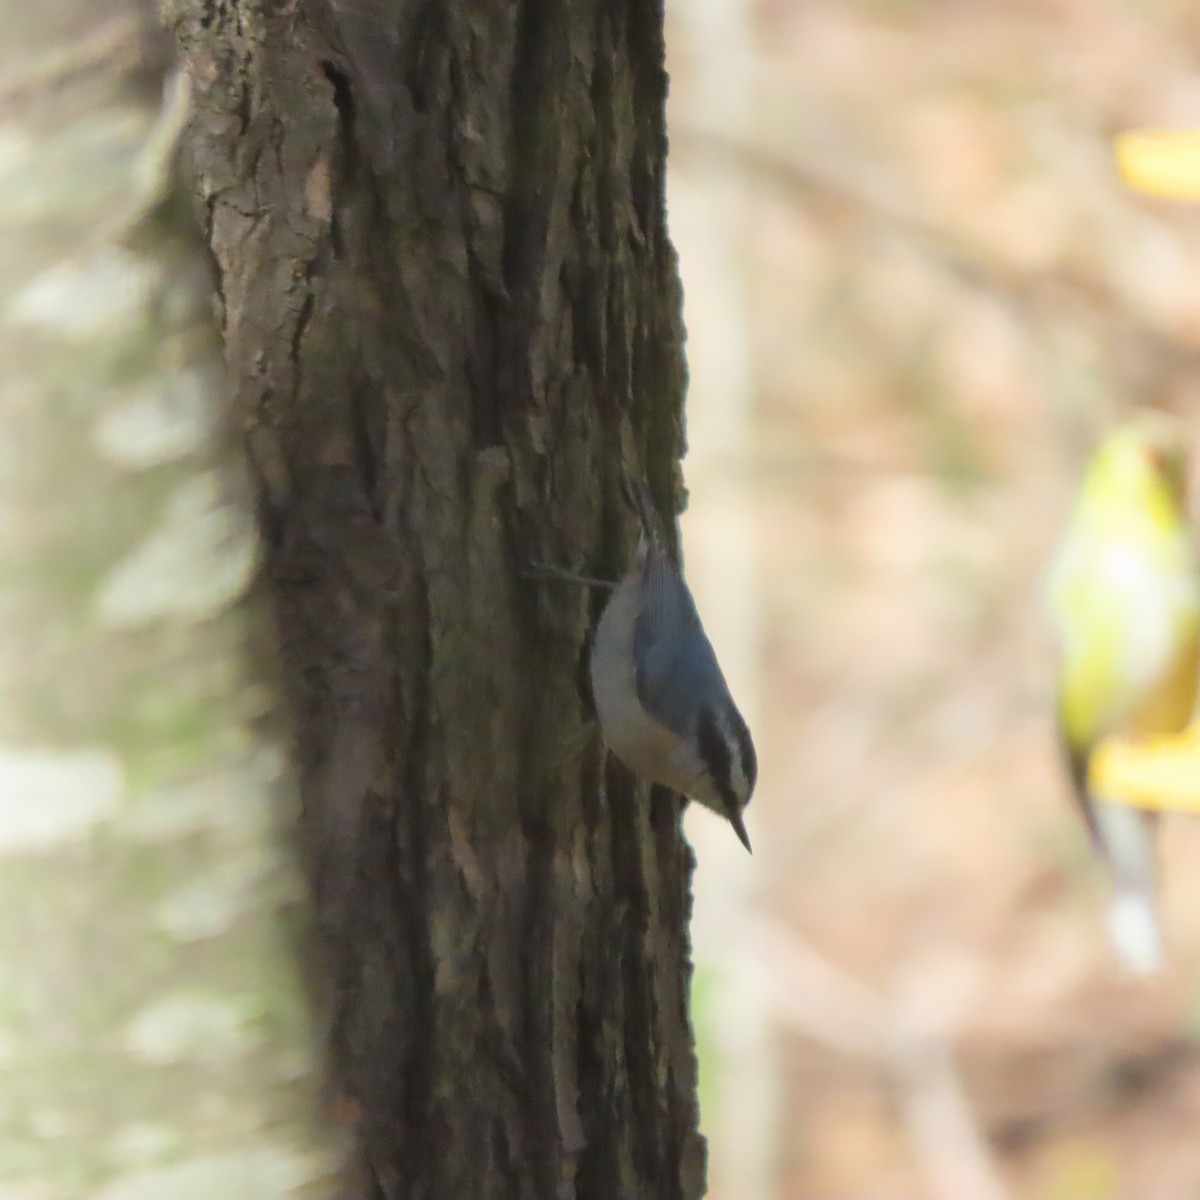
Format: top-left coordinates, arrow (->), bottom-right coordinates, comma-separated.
664,1 -> 1200,1197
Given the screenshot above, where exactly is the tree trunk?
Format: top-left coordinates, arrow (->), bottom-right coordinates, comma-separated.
168,2 -> 704,1198
0,2 -> 337,1196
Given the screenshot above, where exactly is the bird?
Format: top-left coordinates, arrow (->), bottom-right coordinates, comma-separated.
1047,413 -> 1200,973
585,467 -> 758,851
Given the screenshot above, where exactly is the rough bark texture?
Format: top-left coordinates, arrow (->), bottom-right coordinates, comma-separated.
169,2 -> 703,1198
0,2 -> 337,1196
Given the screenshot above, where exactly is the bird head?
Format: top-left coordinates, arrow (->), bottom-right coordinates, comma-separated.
1083,412 -> 1191,522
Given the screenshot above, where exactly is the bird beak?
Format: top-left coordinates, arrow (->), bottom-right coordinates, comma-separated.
729,808 -> 753,853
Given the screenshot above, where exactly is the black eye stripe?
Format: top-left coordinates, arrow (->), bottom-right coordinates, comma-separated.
696,706 -> 742,820
729,710 -> 757,794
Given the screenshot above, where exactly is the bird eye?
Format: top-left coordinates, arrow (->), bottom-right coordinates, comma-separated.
1149,444 -> 1190,500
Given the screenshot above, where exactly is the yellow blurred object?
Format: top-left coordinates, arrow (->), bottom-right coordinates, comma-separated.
1035,1136 -> 1121,1200
1047,414 -> 1200,973
1090,725 -> 1200,814
1115,129 -> 1200,200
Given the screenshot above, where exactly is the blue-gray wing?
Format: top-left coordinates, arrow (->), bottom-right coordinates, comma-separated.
632,552 -> 727,737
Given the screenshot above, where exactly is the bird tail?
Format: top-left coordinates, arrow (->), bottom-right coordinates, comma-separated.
619,462 -> 670,557
1107,888 -> 1165,975
1094,801 -> 1165,975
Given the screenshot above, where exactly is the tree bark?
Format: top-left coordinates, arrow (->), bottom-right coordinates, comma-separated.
168,2 -> 704,1198
0,2 -> 337,1196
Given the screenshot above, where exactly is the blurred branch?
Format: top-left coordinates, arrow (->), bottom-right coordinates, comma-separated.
0,15 -> 144,109
672,3 -> 780,1196
747,915 -> 1011,1200
674,122 -> 998,296
671,123 -> 1200,381
730,445 -> 1002,488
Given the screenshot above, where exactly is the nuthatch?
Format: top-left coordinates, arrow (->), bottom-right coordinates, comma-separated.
582,469 -> 758,851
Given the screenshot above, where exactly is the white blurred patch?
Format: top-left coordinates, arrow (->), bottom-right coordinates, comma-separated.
0,747 -> 123,853
95,1148 -> 318,1200
8,247 -> 157,338
1108,890 -> 1165,976
93,371 -> 211,469
1101,544 -> 1177,694
96,474 -> 257,627
124,992 -> 254,1064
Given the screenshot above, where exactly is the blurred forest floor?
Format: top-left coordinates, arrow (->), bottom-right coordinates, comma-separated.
666,1 -> 1200,1196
